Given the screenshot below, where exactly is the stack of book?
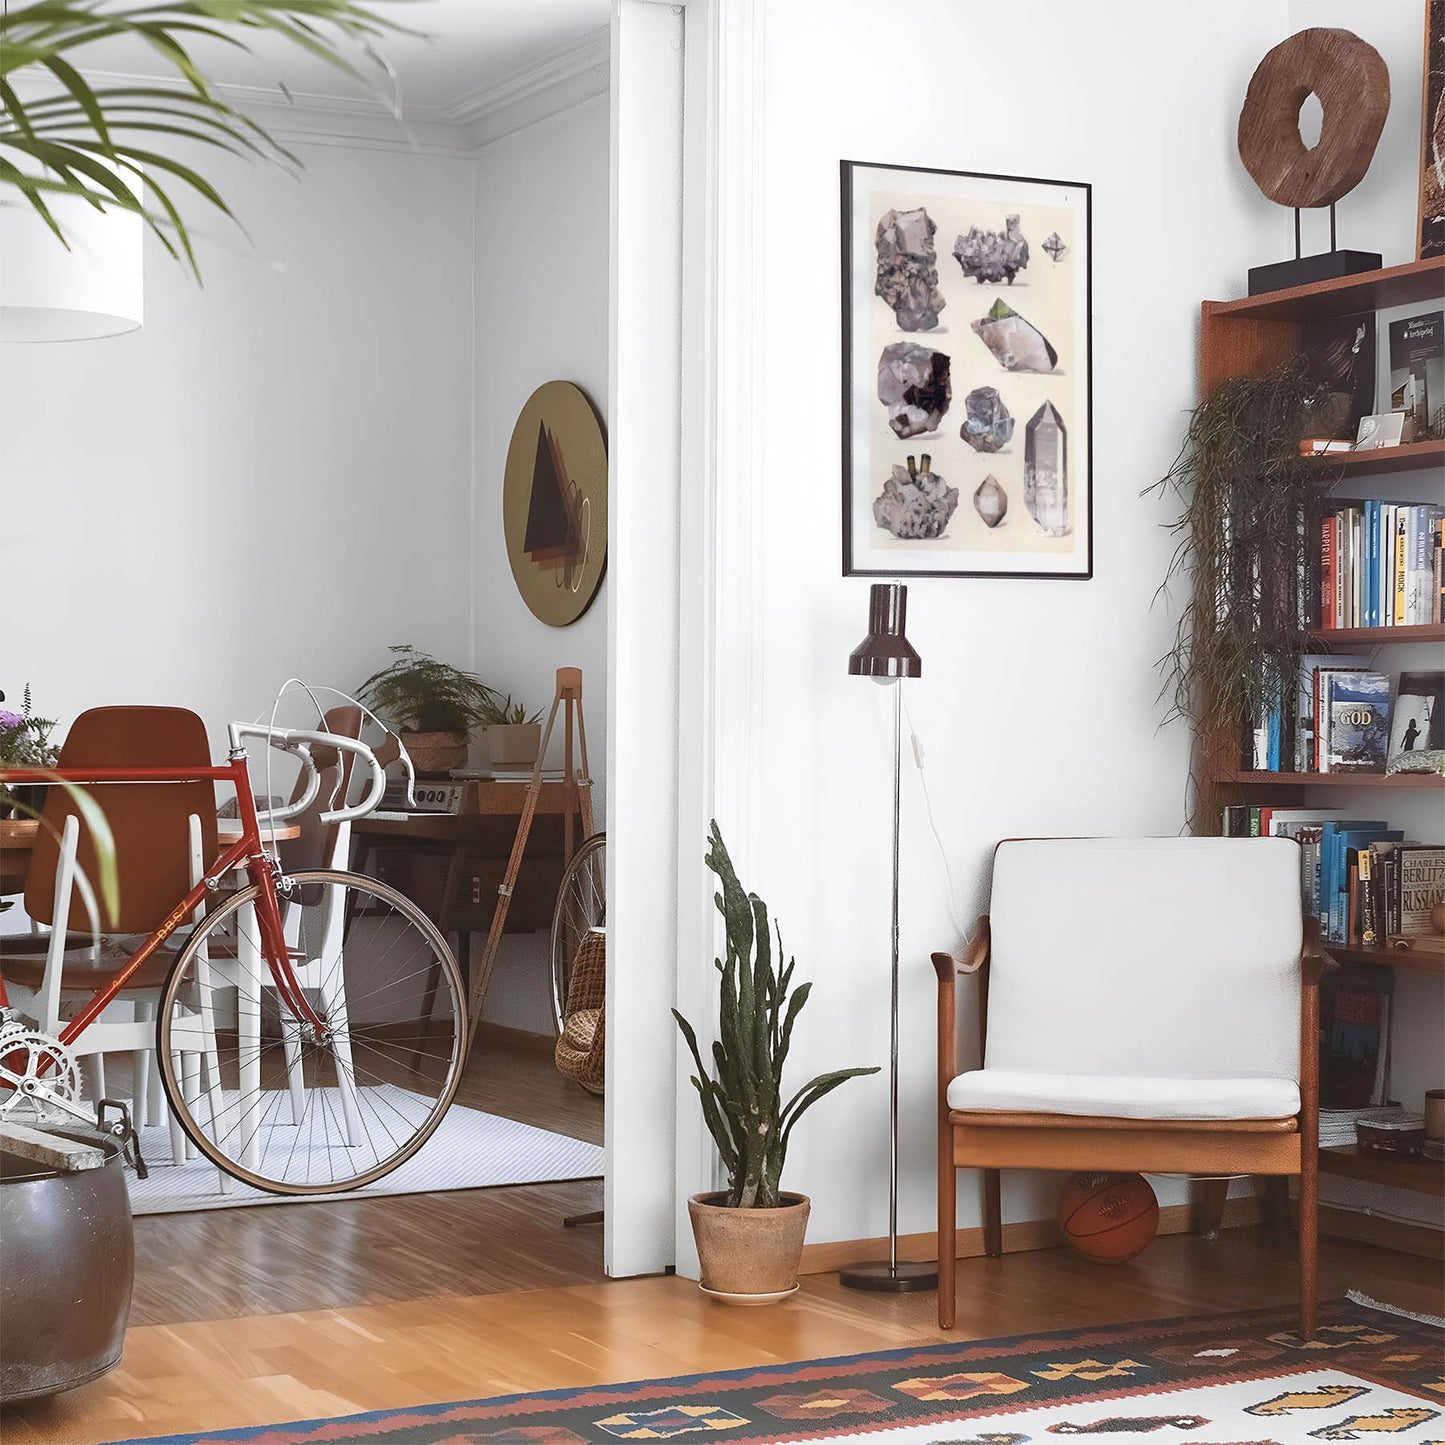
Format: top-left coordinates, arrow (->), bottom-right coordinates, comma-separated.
1320,1104 -> 1402,1147
1245,667 -> 1443,776
1219,808 -> 1445,949
1315,501 -> 1445,629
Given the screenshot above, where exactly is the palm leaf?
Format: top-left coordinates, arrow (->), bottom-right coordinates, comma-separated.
0,0 -> 415,277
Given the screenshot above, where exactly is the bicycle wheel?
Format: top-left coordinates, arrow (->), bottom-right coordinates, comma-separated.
157,868 -> 466,1194
550,832 -> 606,1034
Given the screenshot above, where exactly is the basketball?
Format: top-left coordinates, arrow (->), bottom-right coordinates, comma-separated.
1056,1172 -> 1159,1264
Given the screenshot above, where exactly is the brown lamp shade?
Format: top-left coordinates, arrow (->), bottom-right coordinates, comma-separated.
848,582 -> 921,680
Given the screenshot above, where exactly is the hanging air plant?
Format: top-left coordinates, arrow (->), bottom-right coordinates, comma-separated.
1147,359 -> 1336,801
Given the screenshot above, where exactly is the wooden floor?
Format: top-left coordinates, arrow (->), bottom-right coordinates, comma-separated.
5,1039 -> 1444,1443
5,1230 -> 1442,1445
131,1026 -> 606,1325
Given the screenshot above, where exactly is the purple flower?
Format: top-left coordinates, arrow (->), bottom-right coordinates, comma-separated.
0,711 -> 25,730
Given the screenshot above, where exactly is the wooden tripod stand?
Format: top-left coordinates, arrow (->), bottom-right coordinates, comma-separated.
465,667 -> 594,1052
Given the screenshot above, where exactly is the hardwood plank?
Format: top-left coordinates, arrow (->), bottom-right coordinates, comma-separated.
5,1231 -> 1441,1445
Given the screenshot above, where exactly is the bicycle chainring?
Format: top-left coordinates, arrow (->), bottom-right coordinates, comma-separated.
0,1027 -> 84,1122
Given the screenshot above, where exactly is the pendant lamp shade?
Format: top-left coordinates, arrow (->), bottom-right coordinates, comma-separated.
0,176 -> 143,343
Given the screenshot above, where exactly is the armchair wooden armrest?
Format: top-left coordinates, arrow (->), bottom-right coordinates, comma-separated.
932,916 -> 991,981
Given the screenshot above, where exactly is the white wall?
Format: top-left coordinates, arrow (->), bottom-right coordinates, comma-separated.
469,95 -> 612,1033
698,0 -> 1312,1249
1,142 -> 475,738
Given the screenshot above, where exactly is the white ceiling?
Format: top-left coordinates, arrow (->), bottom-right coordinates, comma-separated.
76,0 -> 611,118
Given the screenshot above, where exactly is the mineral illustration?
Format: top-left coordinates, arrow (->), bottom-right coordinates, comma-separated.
1023,400 -> 1069,536
973,474 -> 1008,528
874,207 -> 946,332
952,214 -> 1029,284
1042,231 -> 1067,263
872,454 -> 959,540
971,298 -> 1058,373
960,385 -> 1013,452
877,343 -> 951,438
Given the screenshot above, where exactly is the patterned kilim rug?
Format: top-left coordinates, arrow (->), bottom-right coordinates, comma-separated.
107,1295 -> 1442,1445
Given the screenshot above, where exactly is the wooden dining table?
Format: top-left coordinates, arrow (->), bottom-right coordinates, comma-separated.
0,816 -> 300,897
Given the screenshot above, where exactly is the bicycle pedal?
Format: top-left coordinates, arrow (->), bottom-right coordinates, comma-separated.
97,1098 -> 148,1180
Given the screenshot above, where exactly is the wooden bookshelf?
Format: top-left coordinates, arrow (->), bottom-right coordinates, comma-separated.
1324,942 -> 1445,975
1313,438 -> 1445,479
1194,261 -> 1445,1244
1213,770 -> 1445,789
1206,255 -> 1445,324
1319,1145 -> 1445,1197
1306,623 -> 1445,645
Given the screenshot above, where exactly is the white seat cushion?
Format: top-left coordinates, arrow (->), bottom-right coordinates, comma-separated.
947,1069 -> 1300,1121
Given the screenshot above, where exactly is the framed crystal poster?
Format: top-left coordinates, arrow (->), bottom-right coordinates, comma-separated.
841,160 -> 1092,579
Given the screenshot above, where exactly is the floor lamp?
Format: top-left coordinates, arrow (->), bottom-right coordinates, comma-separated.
840,582 -> 937,1293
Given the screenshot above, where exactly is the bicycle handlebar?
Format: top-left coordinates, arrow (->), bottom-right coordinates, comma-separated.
226,723 -> 397,826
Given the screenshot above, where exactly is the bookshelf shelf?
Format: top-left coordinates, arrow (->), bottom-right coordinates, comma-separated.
1205,256 -> 1445,324
1307,623 -> 1445,645
1213,770 -> 1445,789
1319,1144 -> 1445,1197
1323,943 -> 1445,975
1311,438 -> 1445,479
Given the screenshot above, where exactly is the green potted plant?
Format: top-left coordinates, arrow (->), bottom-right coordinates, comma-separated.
673,822 -> 878,1303
357,646 -> 496,777
479,693 -> 545,771
0,686 -> 59,820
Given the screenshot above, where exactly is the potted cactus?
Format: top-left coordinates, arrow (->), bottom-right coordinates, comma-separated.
673,823 -> 878,1303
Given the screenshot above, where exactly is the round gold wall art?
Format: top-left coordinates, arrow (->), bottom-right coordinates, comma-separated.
502,381 -> 608,627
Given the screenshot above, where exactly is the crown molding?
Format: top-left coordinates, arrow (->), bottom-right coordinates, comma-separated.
445,25 -> 610,127
14,26 -> 612,157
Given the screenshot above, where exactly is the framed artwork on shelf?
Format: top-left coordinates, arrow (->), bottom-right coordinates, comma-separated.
840,159 -> 1092,580
1420,0 -> 1445,260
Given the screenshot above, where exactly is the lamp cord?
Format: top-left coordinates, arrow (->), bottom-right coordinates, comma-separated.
899,689 -> 969,942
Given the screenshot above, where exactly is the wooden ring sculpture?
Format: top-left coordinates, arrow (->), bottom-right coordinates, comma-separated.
1238,28 -> 1390,209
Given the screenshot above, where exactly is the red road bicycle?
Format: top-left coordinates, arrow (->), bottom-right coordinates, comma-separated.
0,719 -> 467,1194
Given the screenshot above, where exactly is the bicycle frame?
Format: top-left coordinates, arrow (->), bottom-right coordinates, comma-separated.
0,751 -> 326,1044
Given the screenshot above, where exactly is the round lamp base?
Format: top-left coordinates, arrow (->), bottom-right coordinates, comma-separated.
838,1259 -> 938,1293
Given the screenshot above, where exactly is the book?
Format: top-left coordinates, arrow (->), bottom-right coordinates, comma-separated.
1319,966 -> 1393,1109
1321,671 -> 1391,773
1388,311 -> 1444,439
1386,670 -> 1444,766
1406,505 -> 1445,623
1297,653 -> 1367,772
1396,844 -> 1445,935
1303,311 -> 1377,440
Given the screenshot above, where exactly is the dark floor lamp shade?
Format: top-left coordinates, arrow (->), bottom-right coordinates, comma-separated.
841,582 -> 937,1294
848,583 -> 922,680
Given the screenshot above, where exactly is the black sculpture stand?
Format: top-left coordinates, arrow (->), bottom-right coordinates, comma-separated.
1247,202 -> 1380,295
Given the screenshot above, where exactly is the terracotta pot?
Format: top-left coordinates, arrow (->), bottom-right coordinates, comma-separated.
687,1191 -> 809,1301
401,730 -> 469,778
486,723 -> 542,769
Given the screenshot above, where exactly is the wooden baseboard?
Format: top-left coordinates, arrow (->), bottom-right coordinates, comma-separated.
798,1196 -> 1262,1275
1316,1202 -> 1445,1261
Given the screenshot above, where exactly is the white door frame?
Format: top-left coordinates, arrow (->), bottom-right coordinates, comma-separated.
606,0 -> 765,1278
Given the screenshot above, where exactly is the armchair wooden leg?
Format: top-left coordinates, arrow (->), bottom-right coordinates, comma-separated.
1298,1158 -> 1318,1341
938,1145 -> 956,1329
1190,1177 -> 1230,1239
982,1169 -> 1002,1258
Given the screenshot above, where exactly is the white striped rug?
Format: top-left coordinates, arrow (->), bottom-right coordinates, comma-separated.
125,1101 -> 603,1214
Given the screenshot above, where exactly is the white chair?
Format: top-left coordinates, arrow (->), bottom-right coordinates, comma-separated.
932,836 -> 1321,1337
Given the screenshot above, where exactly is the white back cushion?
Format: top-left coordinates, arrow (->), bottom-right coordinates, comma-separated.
985,838 -> 1302,1082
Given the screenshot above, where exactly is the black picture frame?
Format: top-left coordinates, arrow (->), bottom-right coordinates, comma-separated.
841,159 -> 1094,580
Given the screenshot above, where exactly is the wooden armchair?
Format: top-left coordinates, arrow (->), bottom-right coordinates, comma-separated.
933,837 -> 1323,1338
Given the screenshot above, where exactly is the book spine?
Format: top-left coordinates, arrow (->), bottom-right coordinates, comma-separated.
1363,501 -> 1376,629
1318,673 -> 1331,773
1321,515 -> 1336,629
1249,807 -> 1261,838
1379,504 -> 1394,626
1394,511 -> 1408,625
1435,517 -> 1444,625
1360,848 -> 1377,947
